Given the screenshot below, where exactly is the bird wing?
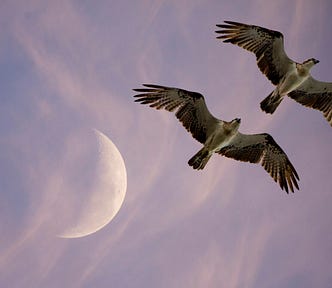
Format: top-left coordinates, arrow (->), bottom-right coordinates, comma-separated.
218,132 -> 299,193
216,21 -> 294,85
133,84 -> 220,144
288,76 -> 332,126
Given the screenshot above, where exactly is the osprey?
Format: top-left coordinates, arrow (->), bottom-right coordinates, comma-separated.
133,84 -> 299,193
216,21 -> 332,126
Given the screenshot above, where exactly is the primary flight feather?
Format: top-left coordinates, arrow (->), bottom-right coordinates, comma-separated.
216,21 -> 332,126
133,84 -> 299,193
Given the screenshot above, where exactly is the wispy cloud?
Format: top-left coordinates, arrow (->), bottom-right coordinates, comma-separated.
1,1 -> 331,287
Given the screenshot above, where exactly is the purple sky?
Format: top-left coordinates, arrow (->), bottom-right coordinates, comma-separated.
1,1 -> 332,287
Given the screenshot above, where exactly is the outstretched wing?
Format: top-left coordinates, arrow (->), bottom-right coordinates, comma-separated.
133,84 -> 220,144
218,132 -> 299,193
288,76 -> 332,126
216,21 -> 294,85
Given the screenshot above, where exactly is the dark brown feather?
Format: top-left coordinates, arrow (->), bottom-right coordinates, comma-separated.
216,21 -> 292,85
218,133 -> 299,193
288,79 -> 332,126
133,84 -> 218,143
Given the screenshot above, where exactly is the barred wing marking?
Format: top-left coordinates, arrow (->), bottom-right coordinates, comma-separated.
133,84 -> 220,144
218,132 -> 299,193
289,76 -> 332,126
216,21 -> 293,85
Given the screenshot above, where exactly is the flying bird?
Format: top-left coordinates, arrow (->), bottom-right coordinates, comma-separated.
216,21 -> 332,126
133,84 -> 299,193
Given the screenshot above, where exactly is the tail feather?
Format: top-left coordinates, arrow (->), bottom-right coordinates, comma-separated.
260,91 -> 283,114
188,148 -> 212,170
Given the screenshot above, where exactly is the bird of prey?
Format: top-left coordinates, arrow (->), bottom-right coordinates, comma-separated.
216,21 -> 332,126
133,84 -> 299,193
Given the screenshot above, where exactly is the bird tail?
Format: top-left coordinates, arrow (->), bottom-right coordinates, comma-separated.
188,148 -> 212,170
260,90 -> 283,114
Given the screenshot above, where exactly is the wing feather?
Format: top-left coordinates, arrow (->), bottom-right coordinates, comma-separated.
218,132 -> 299,193
133,84 -> 220,143
288,76 -> 332,126
216,21 -> 293,85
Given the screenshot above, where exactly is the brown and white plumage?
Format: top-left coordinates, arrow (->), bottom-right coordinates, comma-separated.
133,84 -> 299,193
288,77 -> 332,124
216,21 -> 332,126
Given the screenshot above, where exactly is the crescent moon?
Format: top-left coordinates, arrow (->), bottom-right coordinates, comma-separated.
58,129 -> 127,238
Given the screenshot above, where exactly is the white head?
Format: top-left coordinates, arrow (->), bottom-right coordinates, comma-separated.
223,118 -> 241,134
302,58 -> 320,69
230,118 -> 241,130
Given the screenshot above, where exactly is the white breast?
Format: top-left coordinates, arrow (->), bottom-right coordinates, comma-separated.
278,64 -> 309,95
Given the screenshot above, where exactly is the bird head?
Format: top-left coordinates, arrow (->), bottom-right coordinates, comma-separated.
312,58 -> 320,64
303,58 -> 319,68
231,118 -> 241,129
223,118 -> 241,134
